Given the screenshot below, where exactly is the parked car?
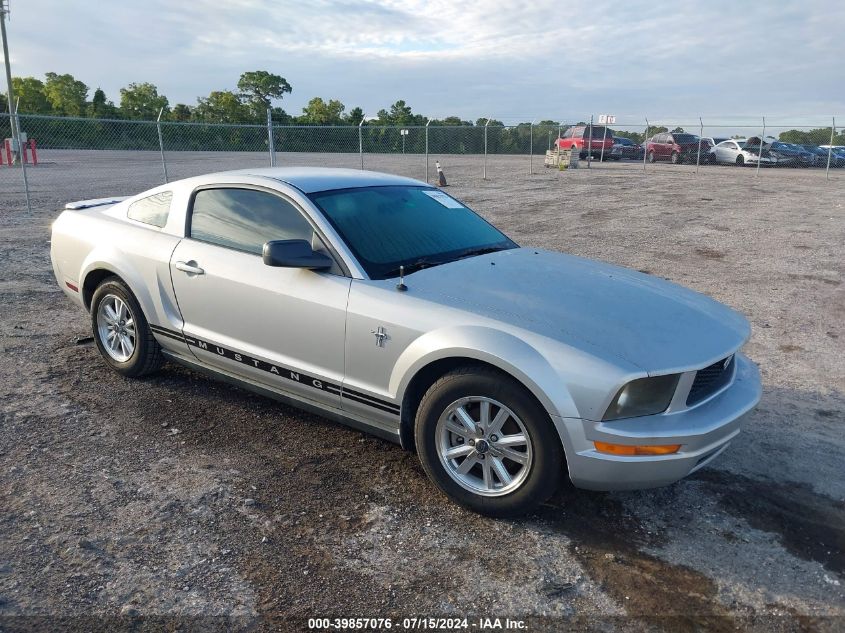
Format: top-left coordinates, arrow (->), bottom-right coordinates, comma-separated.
610,136 -> 645,160
555,125 -> 616,159
766,141 -> 816,167
50,168 -> 761,517
800,144 -> 845,168
709,139 -> 776,167
702,137 -> 730,148
646,133 -> 713,164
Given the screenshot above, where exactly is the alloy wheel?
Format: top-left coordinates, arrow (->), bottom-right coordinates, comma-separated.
96,294 -> 136,362
435,396 -> 533,497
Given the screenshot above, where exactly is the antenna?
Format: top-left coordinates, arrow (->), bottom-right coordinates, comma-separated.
396,265 -> 407,292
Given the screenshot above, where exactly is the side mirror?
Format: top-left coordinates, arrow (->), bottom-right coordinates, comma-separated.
262,239 -> 333,270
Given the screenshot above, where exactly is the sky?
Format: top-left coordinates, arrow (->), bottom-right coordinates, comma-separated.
2,0 -> 844,126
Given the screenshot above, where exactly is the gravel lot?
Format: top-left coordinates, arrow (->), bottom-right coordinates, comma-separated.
1,152 -> 844,632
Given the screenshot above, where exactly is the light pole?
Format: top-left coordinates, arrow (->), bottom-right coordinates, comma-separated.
1,0 -> 19,146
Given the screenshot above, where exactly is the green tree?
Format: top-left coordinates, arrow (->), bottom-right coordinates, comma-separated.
43,72 -> 89,116
431,116 -> 473,126
237,70 -> 292,117
476,117 -> 504,126
87,87 -> 118,118
0,93 -> 6,113
270,107 -> 292,124
300,97 -> 345,125
376,100 -> 425,126
778,128 -> 841,146
194,90 -> 251,123
345,106 -> 364,125
11,77 -> 51,113
120,82 -> 169,119
670,126 -> 685,134
169,103 -> 193,121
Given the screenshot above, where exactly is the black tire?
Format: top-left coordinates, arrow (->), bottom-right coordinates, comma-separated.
90,277 -> 163,378
709,153 -> 718,164
415,366 -> 563,517
647,151 -> 655,163
736,155 -> 745,166
671,151 -> 681,164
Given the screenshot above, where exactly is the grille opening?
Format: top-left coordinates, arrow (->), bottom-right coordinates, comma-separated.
687,355 -> 735,406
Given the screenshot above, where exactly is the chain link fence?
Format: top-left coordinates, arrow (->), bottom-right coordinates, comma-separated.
1,112 -> 842,212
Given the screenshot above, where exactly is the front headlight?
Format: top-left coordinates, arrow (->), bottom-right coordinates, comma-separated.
602,374 -> 680,421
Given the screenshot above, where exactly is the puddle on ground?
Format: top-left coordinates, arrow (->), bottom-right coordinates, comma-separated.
692,470 -> 845,576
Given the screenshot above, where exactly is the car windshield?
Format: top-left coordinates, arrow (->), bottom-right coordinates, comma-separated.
672,134 -> 699,143
308,186 -> 517,280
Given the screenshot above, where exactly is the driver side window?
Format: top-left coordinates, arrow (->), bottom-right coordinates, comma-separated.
190,188 -> 314,255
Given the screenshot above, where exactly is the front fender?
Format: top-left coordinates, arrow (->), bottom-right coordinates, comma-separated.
389,325 -> 580,421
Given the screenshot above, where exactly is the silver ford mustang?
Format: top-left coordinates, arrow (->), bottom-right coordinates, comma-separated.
50,168 -> 761,516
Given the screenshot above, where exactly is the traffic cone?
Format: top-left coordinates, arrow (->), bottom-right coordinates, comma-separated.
435,161 -> 448,186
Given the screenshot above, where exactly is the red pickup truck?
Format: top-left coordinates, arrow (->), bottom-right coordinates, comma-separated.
555,125 -> 615,158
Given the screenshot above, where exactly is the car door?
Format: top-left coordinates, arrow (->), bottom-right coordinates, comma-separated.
169,186 -> 351,408
651,133 -> 665,159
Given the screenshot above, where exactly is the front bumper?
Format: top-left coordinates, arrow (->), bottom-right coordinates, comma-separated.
554,353 -> 761,491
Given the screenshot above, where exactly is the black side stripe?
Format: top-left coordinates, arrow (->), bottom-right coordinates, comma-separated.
149,324 -> 185,342
342,392 -> 401,414
149,323 -> 400,416
342,388 -> 401,414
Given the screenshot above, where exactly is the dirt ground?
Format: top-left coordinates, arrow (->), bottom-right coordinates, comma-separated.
1,153 -> 844,632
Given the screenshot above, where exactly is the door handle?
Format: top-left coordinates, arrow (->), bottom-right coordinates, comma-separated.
175,261 -> 205,275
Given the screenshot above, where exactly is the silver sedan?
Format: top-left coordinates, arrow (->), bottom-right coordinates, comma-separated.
50,168 -> 761,516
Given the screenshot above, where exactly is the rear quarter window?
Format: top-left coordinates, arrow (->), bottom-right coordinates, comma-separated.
127,191 -> 172,228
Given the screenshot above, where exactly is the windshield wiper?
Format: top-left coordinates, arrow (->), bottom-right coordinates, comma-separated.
450,245 -> 508,262
382,258 -> 444,279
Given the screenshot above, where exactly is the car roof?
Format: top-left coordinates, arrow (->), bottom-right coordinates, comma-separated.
202,167 -> 429,194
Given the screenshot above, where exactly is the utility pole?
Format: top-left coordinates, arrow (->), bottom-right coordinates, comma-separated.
1,0 -> 19,145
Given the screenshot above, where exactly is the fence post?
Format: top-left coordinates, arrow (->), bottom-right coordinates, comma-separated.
483,117 -> 490,180
156,108 -> 169,183
696,116 -> 703,173
587,115 -> 593,168
826,117 -> 836,180
756,116 -> 765,177
425,120 -> 431,183
599,121 -> 607,163
529,119 -> 534,175
13,101 -> 31,213
267,108 -> 276,167
643,118 -> 650,172
358,118 -> 364,170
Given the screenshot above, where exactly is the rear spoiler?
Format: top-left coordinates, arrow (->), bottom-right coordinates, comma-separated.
64,196 -> 130,210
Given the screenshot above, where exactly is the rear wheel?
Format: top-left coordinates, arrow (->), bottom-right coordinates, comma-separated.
91,277 -> 163,377
671,151 -> 681,164
647,151 -> 655,163
415,367 -> 563,517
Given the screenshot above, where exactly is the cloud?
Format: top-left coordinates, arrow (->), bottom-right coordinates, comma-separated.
3,0 -> 844,122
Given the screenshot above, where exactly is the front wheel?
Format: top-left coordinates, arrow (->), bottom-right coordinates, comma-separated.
91,277 -> 163,377
671,151 -> 681,164
647,151 -> 655,163
736,155 -> 745,166
415,367 -> 563,517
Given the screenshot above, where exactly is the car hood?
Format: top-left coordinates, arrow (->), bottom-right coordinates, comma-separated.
405,248 -> 750,373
